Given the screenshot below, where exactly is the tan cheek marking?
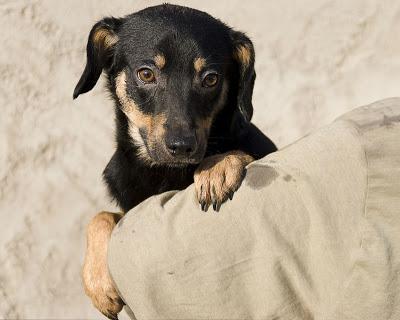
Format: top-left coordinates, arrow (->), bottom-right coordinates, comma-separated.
115,71 -> 152,129
93,27 -> 118,49
145,113 -> 167,154
194,57 -> 206,73
127,123 -> 148,160
115,71 -> 168,162
150,114 -> 167,140
198,117 -> 213,132
154,54 -> 166,69
233,44 -> 251,68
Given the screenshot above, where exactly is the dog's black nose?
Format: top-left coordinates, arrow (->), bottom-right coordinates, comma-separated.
165,135 -> 197,157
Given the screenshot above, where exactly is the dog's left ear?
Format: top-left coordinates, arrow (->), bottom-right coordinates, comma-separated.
73,17 -> 122,99
230,31 -> 256,122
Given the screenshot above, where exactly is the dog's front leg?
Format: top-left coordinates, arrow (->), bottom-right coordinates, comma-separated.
82,211 -> 124,320
194,150 -> 254,212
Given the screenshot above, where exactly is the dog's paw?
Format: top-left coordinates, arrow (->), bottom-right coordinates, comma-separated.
194,151 -> 253,212
83,212 -> 124,320
83,266 -> 123,320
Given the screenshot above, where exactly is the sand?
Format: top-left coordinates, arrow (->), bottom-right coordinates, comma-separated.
1,0 -> 400,318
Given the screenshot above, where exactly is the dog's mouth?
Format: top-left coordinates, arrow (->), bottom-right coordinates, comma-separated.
146,147 -> 205,167
129,124 -> 208,167
138,138 -> 206,167
153,158 -> 201,168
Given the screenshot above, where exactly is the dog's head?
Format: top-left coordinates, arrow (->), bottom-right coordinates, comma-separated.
74,4 -> 256,166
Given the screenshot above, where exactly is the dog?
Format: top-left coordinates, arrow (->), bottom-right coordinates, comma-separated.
73,4 -> 277,319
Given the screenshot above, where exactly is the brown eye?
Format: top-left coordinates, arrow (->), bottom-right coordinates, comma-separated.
137,68 -> 156,83
202,73 -> 219,87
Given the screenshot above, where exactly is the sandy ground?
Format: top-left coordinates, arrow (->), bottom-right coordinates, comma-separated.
1,0 -> 400,318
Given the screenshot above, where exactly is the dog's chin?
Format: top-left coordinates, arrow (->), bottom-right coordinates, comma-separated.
144,150 -> 204,168
159,160 -> 198,168
151,157 -> 201,168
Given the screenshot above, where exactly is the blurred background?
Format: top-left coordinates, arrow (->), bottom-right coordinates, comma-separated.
1,0 -> 399,318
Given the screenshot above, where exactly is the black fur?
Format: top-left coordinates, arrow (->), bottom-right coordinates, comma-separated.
74,4 -> 277,212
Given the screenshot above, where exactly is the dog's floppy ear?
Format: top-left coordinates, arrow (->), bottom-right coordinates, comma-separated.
73,17 -> 122,99
230,31 -> 256,122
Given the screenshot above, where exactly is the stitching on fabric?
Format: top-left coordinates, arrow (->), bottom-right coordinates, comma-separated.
341,119 -> 369,249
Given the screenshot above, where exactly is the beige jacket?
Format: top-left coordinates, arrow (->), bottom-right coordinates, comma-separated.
109,98 -> 400,320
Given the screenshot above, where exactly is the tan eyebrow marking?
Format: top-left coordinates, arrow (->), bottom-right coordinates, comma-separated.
154,54 -> 166,69
194,57 -> 206,73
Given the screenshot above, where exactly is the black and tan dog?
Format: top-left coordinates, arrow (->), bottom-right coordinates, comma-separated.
74,4 -> 276,319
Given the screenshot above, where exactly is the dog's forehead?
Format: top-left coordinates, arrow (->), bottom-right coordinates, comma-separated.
118,5 -> 231,67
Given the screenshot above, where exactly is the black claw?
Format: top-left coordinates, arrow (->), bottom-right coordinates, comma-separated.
201,201 -> 209,212
228,191 -> 234,200
101,311 -> 118,320
212,200 -> 221,212
211,185 -> 217,202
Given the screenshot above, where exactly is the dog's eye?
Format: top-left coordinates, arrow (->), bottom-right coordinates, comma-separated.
137,68 -> 156,83
202,73 -> 219,87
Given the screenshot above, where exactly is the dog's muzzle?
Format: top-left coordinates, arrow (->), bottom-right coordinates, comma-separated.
165,134 -> 197,159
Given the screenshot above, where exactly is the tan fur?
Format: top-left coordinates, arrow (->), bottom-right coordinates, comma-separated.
115,71 -> 167,163
93,27 -> 118,50
127,123 -> 149,161
149,115 -> 166,149
194,151 -> 254,210
154,54 -> 166,69
197,116 -> 213,132
233,44 -> 251,68
194,57 -> 206,72
82,212 -> 123,320
116,70 -> 227,164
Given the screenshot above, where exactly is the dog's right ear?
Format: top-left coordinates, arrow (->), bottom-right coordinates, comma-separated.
230,30 -> 256,122
73,17 -> 122,99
